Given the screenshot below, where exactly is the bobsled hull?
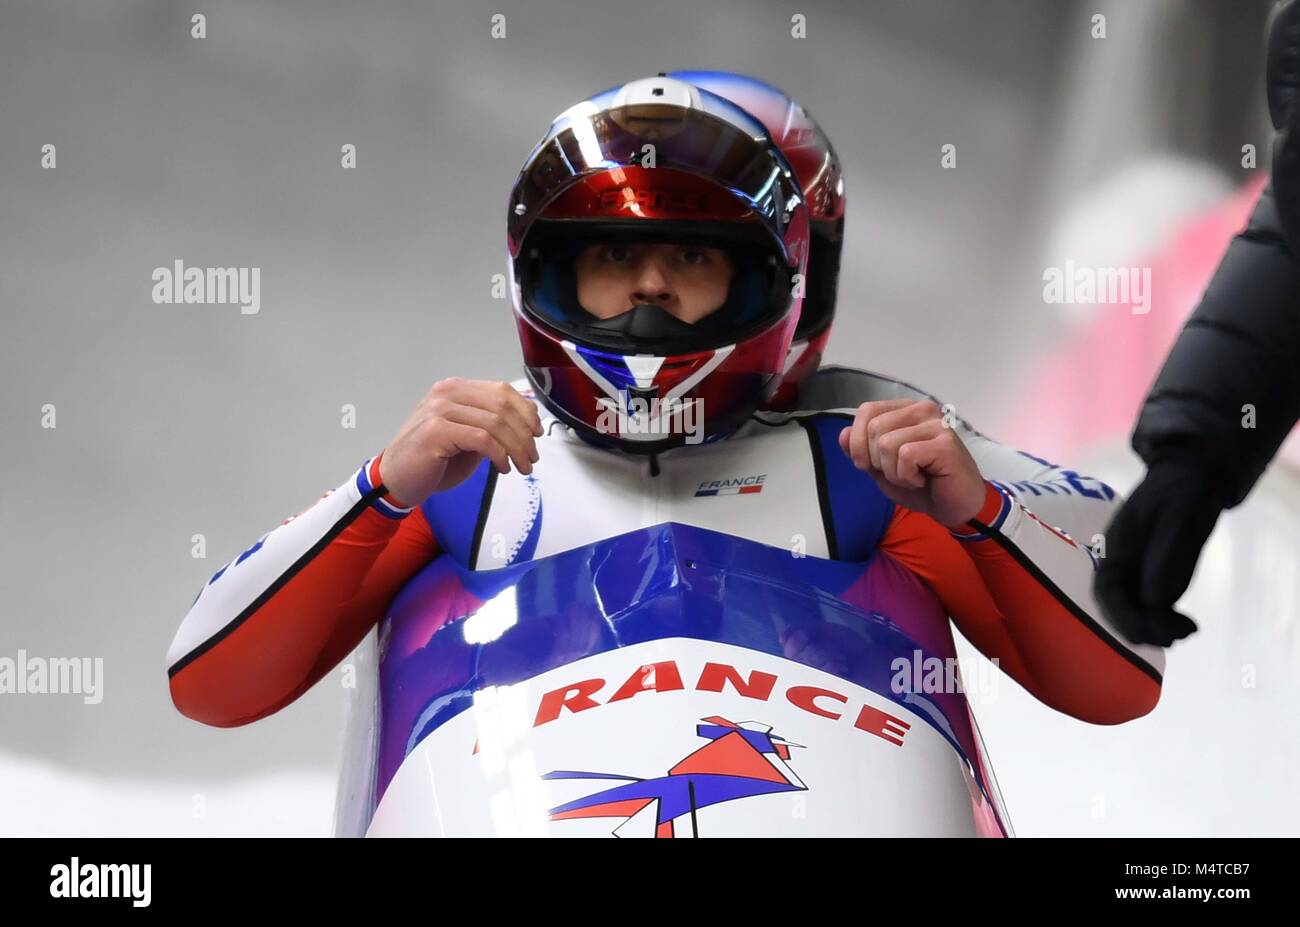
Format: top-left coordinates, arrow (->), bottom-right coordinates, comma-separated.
347,522 -> 1011,837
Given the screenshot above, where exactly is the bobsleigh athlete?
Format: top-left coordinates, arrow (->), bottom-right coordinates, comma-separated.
167,72 -> 1166,838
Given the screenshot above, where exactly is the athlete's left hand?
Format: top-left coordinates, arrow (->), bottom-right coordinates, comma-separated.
838,399 -> 987,529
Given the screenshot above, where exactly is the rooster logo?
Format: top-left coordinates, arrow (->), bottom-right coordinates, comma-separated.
543,716 -> 807,837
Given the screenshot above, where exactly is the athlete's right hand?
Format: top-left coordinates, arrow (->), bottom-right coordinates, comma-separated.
378,378 -> 544,507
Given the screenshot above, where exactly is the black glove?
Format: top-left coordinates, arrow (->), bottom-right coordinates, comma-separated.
1094,457 -> 1228,647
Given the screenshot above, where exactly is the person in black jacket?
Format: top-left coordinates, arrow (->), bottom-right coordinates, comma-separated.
1095,0 -> 1300,647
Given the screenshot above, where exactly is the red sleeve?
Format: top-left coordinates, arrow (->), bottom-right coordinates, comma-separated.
169,455 -> 438,727
879,487 -> 1162,724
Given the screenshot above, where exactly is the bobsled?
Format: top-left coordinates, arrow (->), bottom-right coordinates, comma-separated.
333,522 -> 1012,837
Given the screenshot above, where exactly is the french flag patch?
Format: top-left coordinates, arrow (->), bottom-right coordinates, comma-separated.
695,474 -> 767,497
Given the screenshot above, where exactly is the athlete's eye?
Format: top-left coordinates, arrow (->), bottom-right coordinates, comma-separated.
604,245 -> 632,263
679,248 -> 708,265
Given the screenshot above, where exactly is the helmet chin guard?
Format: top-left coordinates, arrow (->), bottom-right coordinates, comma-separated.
507,75 -> 811,453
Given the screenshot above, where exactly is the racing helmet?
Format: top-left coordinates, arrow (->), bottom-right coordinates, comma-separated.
665,70 -> 845,410
507,74 -> 812,453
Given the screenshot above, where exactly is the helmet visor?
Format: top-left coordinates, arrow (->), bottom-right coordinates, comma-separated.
508,101 -> 803,260
520,218 -> 788,354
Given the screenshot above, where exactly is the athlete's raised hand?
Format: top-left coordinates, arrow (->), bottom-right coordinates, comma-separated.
838,399 -> 986,529
379,378 -> 544,507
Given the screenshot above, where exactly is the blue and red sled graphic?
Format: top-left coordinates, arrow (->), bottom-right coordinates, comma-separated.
543,716 -> 807,838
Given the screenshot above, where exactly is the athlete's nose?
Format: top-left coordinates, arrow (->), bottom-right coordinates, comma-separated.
629,253 -> 675,308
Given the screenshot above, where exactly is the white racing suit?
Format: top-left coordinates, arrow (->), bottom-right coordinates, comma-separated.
166,366 -> 1165,837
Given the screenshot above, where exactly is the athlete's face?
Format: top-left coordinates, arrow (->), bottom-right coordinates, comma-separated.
574,242 -> 734,324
